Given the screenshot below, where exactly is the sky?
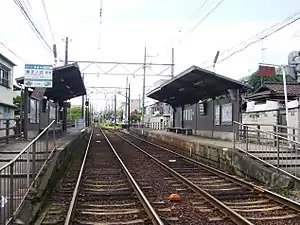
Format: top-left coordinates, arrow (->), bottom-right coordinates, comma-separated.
1,0 -> 300,111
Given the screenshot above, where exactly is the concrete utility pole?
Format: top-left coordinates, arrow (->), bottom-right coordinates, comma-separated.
125,76 -> 128,123
114,94 -> 117,130
82,73 -> 85,119
128,83 -> 131,131
171,47 -> 175,77
64,37 -> 69,65
142,46 -> 146,128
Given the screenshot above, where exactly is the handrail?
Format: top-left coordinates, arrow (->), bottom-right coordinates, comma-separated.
243,123 -> 300,131
233,121 -> 300,182
234,121 -> 300,145
0,120 -> 55,171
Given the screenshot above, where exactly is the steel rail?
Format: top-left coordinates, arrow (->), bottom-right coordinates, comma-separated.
64,129 -> 94,225
115,132 -> 253,225
125,131 -> 300,214
101,129 -> 164,225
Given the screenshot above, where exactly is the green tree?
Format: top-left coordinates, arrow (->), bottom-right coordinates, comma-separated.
13,95 -> 21,108
118,109 -> 123,121
67,107 -> 82,120
247,70 -> 297,92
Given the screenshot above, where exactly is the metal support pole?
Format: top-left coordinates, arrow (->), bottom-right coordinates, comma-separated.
171,48 -> 174,77
32,142 -> 36,179
127,83 -> 131,131
23,87 -> 29,139
20,87 -> 23,138
114,94 -> 117,130
82,73 -> 85,119
280,65 -> 290,135
9,164 -> 14,217
65,37 -> 69,65
46,129 -> 49,152
125,76 -> 128,124
6,119 -> 9,144
142,46 -> 146,128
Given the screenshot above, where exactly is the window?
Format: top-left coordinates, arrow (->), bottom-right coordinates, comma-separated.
0,67 -> 10,88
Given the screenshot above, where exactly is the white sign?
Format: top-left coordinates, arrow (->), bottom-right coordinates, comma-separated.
77,119 -> 85,129
0,195 -> 7,208
221,103 -> 233,125
24,64 -> 53,88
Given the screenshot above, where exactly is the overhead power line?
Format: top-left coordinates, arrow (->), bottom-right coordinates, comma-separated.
42,0 -> 56,44
14,0 -> 53,53
204,13 -> 300,69
0,42 -> 26,62
178,0 -> 211,33
150,0 -> 225,64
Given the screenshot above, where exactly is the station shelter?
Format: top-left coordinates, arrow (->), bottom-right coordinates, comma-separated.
16,63 -> 86,138
147,65 -> 248,140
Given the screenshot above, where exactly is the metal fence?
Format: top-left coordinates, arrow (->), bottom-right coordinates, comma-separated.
0,120 -> 56,225
131,122 -> 169,130
0,119 -> 22,144
233,121 -> 300,180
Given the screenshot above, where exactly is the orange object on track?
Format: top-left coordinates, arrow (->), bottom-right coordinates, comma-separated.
168,193 -> 181,201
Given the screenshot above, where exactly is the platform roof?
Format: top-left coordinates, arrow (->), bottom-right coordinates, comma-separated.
16,63 -> 86,102
147,65 -> 248,107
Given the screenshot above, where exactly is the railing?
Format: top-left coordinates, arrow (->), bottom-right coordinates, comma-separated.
242,123 -> 300,143
233,121 -> 300,181
131,122 -> 169,130
0,120 -> 56,225
0,119 -> 22,144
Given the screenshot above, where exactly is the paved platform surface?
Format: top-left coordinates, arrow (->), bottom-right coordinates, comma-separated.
139,129 -> 234,149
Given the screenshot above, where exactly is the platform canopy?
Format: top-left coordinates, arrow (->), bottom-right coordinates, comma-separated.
147,65 -> 248,107
16,63 -> 86,102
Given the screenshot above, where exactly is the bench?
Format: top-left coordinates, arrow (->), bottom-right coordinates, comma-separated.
167,127 -> 193,135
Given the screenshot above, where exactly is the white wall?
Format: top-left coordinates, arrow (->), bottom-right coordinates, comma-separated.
0,55 -> 15,106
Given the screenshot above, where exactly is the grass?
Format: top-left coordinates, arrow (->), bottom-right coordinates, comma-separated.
99,123 -> 122,130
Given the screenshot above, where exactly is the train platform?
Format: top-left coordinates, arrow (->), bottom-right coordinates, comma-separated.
132,128 -> 299,189
0,127 -> 83,167
0,127 -> 86,225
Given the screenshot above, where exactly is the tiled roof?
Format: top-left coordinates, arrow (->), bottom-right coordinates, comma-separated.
263,83 -> 300,96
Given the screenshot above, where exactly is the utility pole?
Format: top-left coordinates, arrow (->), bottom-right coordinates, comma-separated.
125,76 -> 128,124
64,37 -> 69,65
53,44 -> 57,67
142,46 -> 146,128
128,83 -> 131,131
114,94 -> 117,130
171,48 -> 175,77
81,73 -> 85,119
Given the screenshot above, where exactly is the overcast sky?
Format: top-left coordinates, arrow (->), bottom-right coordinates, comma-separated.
1,0 -> 300,110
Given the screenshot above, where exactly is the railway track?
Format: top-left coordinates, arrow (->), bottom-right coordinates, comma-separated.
115,130 -> 300,225
105,131 -> 238,224
63,129 -> 163,225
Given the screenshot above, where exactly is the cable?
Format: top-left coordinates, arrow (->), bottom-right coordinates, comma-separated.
150,0 -> 225,64
178,0 -> 211,33
14,0 -> 53,53
0,42 -> 26,62
42,0 -> 56,44
187,0 -> 225,35
204,14 -> 300,69
217,12 -> 300,59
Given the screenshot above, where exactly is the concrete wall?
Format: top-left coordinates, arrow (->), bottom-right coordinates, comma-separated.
12,130 -> 89,224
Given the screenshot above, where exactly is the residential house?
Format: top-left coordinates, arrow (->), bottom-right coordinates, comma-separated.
0,53 -> 17,136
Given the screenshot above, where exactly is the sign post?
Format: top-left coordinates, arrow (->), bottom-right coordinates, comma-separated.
24,64 -> 53,88
259,63 -> 289,138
